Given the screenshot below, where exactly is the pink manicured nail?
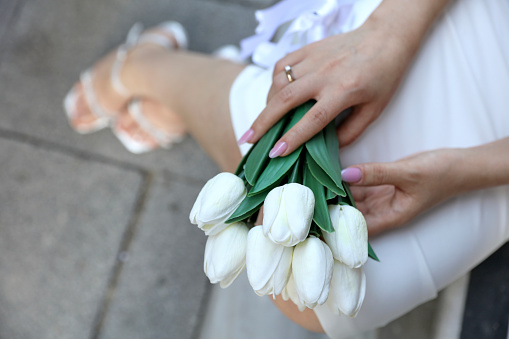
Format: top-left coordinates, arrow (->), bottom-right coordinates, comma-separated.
269,141 -> 287,158
341,167 -> 362,183
238,129 -> 254,145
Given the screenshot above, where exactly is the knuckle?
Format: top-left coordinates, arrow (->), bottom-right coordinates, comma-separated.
310,106 -> 329,127
277,85 -> 295,104
370,165 -> 388,184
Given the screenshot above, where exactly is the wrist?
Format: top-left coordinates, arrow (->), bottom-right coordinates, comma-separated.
364,0 -> 451,56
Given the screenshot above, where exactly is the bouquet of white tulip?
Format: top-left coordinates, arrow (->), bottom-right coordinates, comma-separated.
190,101 -> 378,317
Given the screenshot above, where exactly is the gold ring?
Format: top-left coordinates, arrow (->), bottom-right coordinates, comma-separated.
285,65 -> 295,83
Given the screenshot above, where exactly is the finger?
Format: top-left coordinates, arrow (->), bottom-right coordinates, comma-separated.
341,162 -> 405,186
267,53 -> 307,102
268,97 -> 350,157
337,104 -> 380,147
266,64 -> 301,103
244,76 -> 316,146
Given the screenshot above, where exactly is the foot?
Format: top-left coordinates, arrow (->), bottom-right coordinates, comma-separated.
113,98 -> 187,153
64,23 -> 186,133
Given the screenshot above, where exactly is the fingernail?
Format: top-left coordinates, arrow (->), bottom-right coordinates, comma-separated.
341,167 -> 362,183
237,129 -> 254,145
269,141 -> 287,158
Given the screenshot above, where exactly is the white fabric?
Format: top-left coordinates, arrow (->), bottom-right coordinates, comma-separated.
229,0 -> 509,337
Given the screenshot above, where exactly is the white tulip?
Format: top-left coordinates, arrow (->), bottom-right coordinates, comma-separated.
292,236 -> 333,309
204,222 -> 248,288
246,226 -> 293,296
326,260 -> 366,317
263,183 -> 315,246
282,274 -> 306,312
323,205 -> 368,268
190,172 -> 247,235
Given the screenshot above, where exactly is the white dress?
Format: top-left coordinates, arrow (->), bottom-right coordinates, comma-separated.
224,0 -> 509,338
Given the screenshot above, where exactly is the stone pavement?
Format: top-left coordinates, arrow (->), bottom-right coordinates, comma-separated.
0,0 -> 464,338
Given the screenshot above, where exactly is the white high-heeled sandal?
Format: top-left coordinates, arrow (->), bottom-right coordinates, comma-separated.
113,99 -> 186,154
63,21 -> 187,134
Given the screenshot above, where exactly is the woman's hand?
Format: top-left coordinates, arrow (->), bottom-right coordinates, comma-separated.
238,0 -> 452,157
342,149 -> 463,236
244,23 -> 412,156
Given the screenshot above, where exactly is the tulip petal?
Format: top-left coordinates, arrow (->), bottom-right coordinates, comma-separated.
197,173 -> 247,225
282,275 -> 306,312
292,237 -> 333,308
246,226 -> 292,296
324,205 -> 368,268
262,186 -> 283,235
203,222 -> 248,288
285,184 -> 314,244
189,180 -> 212,224
327,261 -> 366,317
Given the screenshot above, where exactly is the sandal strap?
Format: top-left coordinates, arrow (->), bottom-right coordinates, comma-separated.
110,22 -> 187,100
110,23 -> 144,98
80,69 -> 115,120
128,100 -> 184,147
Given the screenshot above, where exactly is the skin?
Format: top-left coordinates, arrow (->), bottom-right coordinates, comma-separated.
245,0 -> 454,153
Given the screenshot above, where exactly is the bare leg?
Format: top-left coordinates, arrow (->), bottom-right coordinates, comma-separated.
122,47 -> 245,171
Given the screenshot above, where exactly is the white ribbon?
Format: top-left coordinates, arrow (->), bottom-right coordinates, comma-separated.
240,0 -> 383,68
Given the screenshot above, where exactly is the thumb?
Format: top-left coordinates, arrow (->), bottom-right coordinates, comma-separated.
341,162 -> 404,186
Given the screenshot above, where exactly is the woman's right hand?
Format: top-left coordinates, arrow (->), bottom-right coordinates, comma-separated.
342,149 -> 462,235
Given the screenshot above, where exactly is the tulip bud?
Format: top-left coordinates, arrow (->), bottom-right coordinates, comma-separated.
323,205 -> 368,268
246,226 -> 293,296
282,274 -> 306,312
326,260 -> 366,317
190,172 -> 247,235
204,222 -> 248,288
263,183 -> 314,246
292,237 -> 333,309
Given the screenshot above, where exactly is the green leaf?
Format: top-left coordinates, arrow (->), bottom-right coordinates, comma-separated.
324,121 -> 345,188
226,179 -> 282,223
307,151 -> 345,196
234,143 -> 254,176
249,145 -> 303,196
288,155 -> 302,184
368,242 -> 379,261
304,158 -> 333,233
244,116 -> 288,185
326,187 -> 337,200
285,101 -> 315,132
305,130 -> 346,197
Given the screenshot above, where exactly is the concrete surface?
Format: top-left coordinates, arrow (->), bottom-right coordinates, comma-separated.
0,0 -> 465,338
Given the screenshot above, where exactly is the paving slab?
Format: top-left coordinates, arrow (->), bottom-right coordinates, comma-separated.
0,0 -> 255,182
98,176 -> 208,339
0,137 -> 143,339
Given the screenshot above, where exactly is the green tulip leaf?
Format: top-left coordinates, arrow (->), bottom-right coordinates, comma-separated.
368,242 -> 379,261
324,120 -> 345,193
244,115 -> 288,186
226,179 -> 282,224
248,101 -> 314,195
249,145 -> 303,196
304,158 -> 333,233
234,143 -> 255,176
288,155 -> 302,184
305,130 -> 346,197
326,187 -> 337,200
307,151 -> 345,196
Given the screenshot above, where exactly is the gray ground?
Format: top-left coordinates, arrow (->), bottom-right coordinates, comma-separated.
0,0 -> 450,338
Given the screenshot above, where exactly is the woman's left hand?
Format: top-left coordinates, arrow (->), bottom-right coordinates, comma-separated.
241,17 -> 416,155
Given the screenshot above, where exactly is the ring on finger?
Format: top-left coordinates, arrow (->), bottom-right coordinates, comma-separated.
284,65 -> 295,83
